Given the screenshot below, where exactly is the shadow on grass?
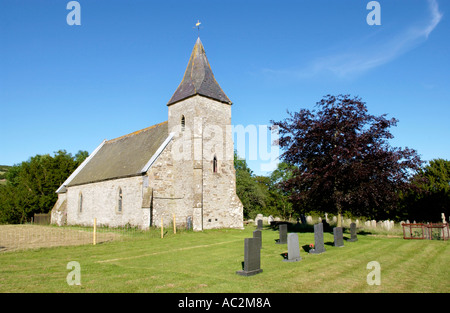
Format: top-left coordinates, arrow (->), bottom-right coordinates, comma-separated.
267,221 -> 335,234
301,244 -> 312,253
265,221 -> 376,236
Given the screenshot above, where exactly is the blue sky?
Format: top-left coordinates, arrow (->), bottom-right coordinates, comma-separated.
1,0 -> 449,176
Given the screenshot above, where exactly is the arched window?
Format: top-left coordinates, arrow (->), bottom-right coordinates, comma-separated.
118,188 -> 123,212
213,156 -> 218,173
181,115 -> 185,131
78,193 -> 83,213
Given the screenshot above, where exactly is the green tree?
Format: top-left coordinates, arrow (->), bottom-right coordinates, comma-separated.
269,162 -> 296,219
0,150 -> 88,224
234,152 -> 297,220
401,159 -> 450,222
234,152 -> 268,219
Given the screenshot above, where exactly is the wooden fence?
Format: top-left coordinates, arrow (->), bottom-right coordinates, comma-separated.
401,223 -> 449,240
33,213 -> 51,225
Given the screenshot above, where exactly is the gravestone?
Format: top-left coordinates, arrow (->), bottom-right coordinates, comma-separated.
257,219 -> 263,230
346,222 -> 358,242
236,238 -> 263,276
333,227 -> 344,247
309,223 -> 326,254
300,214 -> 306,224
253,230 -> 262,250
186,216 -> 192,230
276,224 -> 287,244
283,233 -> 301,262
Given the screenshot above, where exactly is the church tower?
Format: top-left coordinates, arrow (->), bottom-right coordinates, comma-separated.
167,38 -> 243,230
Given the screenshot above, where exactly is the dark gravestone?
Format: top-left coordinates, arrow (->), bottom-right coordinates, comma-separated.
333,227 -> 344,247
300,214 -> 307,224
276,224 -> 288,244
257,219 -> 263,230
283,233 -> 301,262
186,216 -> 192,230
236,238 -> 263,276
346,222 -> 358,242
309,223 -> 326,254
253,230 -> 262,249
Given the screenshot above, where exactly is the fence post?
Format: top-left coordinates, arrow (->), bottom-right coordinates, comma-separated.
161,217 -> 163,239
93,218 -> 97,245
173,213 -> 176,234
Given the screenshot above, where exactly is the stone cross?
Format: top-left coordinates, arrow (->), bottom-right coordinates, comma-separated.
346,222 -> 358,242
276,224 -> 287,244
253,229 -> 262,250
309,223 -> 326,254
333,227 -> 344,247
283,233 -> 301,262
236,237 -> 263,276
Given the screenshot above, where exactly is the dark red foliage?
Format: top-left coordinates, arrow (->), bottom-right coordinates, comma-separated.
271,94 -> 423,218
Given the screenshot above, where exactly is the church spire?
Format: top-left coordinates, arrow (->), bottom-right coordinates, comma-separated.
167,37 -> 232,106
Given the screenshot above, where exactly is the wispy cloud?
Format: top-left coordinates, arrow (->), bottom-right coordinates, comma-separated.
263,0 -> 443,79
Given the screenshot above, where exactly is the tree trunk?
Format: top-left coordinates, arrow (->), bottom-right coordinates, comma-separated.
337,202 -> 342,227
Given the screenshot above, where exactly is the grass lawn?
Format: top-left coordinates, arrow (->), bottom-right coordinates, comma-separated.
0,225 -> 449,293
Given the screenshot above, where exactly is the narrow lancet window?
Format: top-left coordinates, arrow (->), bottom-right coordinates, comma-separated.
213,156 -> 218,173
118,188 -> 123,212
78,193 -> 83,213
181,115 -> 185,131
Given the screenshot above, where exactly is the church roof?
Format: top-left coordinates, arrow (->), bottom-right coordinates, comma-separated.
64,121 -> 169,188
167,37 -> 232,106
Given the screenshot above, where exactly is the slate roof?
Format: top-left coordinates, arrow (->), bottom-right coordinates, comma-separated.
66,121 -> 169,187
167,37 -> 232,106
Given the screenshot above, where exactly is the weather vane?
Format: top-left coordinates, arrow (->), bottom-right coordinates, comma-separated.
194,20 -> 202,37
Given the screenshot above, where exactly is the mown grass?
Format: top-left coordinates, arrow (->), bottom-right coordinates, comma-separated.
0,225 -> 448,293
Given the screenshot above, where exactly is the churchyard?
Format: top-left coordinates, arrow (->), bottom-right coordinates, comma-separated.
0,221 -> 448,293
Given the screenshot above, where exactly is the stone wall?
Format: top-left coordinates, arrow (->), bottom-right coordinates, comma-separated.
50,193 -> 67,226
146,138 -> 195,229
168,95 -> 243,230
64,176 -> 150,228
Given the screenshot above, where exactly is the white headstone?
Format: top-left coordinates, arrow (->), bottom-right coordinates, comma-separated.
255,214 -> 263,225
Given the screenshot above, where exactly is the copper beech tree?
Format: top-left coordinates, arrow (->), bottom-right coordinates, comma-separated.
271,94 -> 423,222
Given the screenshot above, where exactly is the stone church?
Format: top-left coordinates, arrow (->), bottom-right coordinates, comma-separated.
51,37 -> 244,231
